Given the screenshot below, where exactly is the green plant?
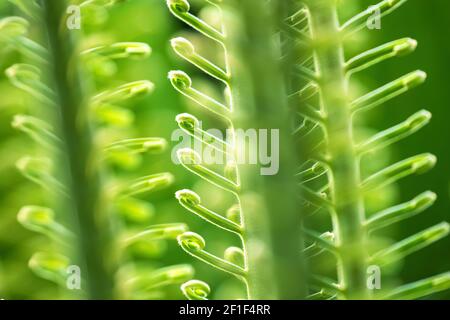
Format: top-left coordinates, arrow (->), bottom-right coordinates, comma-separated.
165,0 -> 450,300
167,0 -> 305,299
2,0 -> 191,299
0,0 -> 449,301
295,0 -> 450,299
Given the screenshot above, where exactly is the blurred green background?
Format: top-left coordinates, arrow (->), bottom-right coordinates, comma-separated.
0,0 -> 448,299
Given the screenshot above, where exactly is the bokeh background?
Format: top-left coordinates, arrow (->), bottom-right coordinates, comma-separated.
0,0 -> 448,299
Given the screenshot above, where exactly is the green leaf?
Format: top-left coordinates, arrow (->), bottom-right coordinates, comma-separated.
178,232 -> 246,277
17,206 -> 73,243
28,252 -> 70,286
12,114 -> 61,150
166,0 -> 225,43
362,153 -> 436,191
105,138 -> 167,155
171,37 -> 229,82
181,280 -> 211,300
357,110 -> 431,154
384,272 -> 450,300
365,191 -> 437,232
177,149 -> 239,193
351,71 -> 426,113
0,16 -> 29,41
371,222 -> 450,265
92,81 -> 154,106
169,71 -> 231,119
346,38 -> 417,74
82,42 -> 151,60
16,156 -> 67,195
342,0 -> 408,33
124,223 -> 189,246
128,265 -> 194,291
176,113 -> 231,154
6,64 -> 55,105
175,189 -> 243,234
119,172 -> 174,197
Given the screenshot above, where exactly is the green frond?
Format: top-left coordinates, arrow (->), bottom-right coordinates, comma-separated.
346,38 -> 417,75
341,0 -> 408,33
362,153 -> 436,191
5,63 -> 55,105
298,0 -> 447,300
177,232 -> 247,277
303,229 -> 337,254
127,265 -> 194,291
105,138 -> 167,155
365,191 -> 437,232
351,70 -> 427,113
370,222 -> 450,265
16,156 -> 66,195
12,114 -> 61,150
91,80 -> 154,106
169,70 -> 231,118
17,206 -> 73,244
123,223 -> 189,246
6,0 -> 183,300
82,42 -> 151,60
357,110 -> 431,154
383,272 -> 450,300
166,0 -> 225,43
28,252 -> 71,287
176,113 -> 231,153
181,280 -> 211,300
119,172 -> 174,198
171,37 -> 229,82
175,189 -> 243,234
177,148 -> 240,193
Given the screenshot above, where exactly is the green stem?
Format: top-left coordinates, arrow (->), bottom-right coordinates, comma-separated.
42,0 -> 115,299
308,1 -> 370,299
223,0 -> 306,300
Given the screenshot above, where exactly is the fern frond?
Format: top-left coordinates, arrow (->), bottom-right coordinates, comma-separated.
167,0 -> 305,299
370,222 -> 449,266
297,0 -> 449,299
383,272 -> 450,300
6,0 -> 186,299
177,232 -> 247,277
181,279 -> 211,300
365,191 -> 436,232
